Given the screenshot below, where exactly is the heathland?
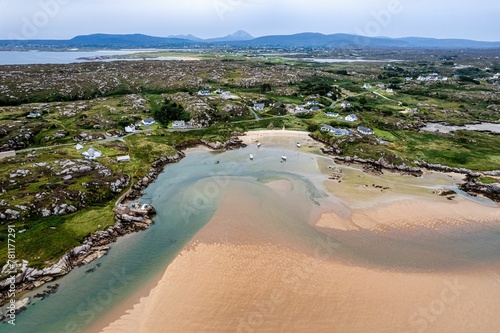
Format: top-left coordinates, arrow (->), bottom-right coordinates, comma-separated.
0,48 -> 499,309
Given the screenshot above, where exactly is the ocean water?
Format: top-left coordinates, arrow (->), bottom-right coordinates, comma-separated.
0,51 -> 149,65
2,146 -> 500,332
0,146 -> 330,333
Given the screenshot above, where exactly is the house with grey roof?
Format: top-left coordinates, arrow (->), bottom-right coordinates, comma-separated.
345,114 -> 358,122
357,126 -> 374,135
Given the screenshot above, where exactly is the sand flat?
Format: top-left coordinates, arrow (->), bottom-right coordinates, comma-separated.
100,181 -> 500,333
97,130 -> 500,333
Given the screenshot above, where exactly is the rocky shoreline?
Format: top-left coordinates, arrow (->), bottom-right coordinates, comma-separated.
315,135 -> 500,202
0,134 -> 246,316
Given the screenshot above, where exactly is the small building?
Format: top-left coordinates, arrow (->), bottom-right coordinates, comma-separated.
82,148 -> 103,160
332,128 -> 350,136
75,143 -> 84,150
320,125 -> 349,137
295,105 -> 306,113
386,88 -> 394,93
310,106 -> 321,111
325,112 -> 339,117
125,125 -> 136,133
253,103 -> 265,111
321,125 -> 335,132
362,83 -> 372,89
172,120 -> 186,129
357,126 -> 374,135
340,102 -> 351,109
198,90 -> 211,96
345,114 -> 358,122
27,112 -> 41,118
306,100 -> 318,106
117,155 -> 131,162
142,118 -> 156,126
220,91 -> 235,100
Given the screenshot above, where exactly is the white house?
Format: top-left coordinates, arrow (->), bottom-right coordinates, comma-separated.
357,126 -> 374,135
253,103 -> 265,111
386,88 -> 394,93
117,155 -> 131,162
321,125 -> 349,137
362,83 -> 372,89
27,112 -> 41,118
198,90 -> 211,96
220,91 -> 236,100
124,125 -> 136,133
75,143 -> 84,150
332,128 -> 350,136
82,148 -> 103,160
340,102 -> 351,109
321,125 -> 335,132
345,114 -> 358,122
295,105 -> 307,113
325,112 -> 339,117
142,118 -> 156,126
172,120 -> 186,129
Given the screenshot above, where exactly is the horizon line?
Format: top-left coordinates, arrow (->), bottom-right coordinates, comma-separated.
1,31 -> 499,43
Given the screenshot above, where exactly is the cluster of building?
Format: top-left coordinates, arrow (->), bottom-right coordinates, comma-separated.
321,125 -> 375,136
417,74 -> 448,82
198,89 -> 238,100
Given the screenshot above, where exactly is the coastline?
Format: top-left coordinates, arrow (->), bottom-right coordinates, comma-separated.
98,166 -> 500,333
0,134 -> 247,312
97,130 -> 499,333
2,129 -> 499,329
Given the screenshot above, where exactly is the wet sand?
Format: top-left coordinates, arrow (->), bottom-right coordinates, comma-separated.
100,181 -> 500,333
239,129 -> 324,152
97,130 -> 500,333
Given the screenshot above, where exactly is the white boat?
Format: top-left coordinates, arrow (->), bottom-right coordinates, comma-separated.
249,154 -> 254,160
296,142 -> 301,148
281,155 -> 287,161
257,142 -> 261,148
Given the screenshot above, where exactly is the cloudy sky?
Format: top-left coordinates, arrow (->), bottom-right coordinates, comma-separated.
1,0 -> 499,41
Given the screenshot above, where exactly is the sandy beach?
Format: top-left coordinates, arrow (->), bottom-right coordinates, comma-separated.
98,131 -> 500,333
239,129 -> 324,151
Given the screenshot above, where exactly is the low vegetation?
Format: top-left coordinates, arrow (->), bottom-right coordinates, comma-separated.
1,48 -> 499,270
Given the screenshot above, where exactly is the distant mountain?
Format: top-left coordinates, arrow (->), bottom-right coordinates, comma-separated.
240,33 -> 403,47
242,33 -> 500,49
206,30 -> 254,42
68,33 -> 197,47
1,31 -> 499,49
167,34 -> 203,42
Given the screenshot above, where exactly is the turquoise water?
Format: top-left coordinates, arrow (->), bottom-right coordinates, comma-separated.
1,147 -> 329,333
2,146 -> 500,332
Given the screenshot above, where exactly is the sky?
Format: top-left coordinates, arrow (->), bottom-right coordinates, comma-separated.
0,0 -> 499,41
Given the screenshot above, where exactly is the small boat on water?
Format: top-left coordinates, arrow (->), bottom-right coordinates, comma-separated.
281,155 -> 287,161
296,142 -> 301,148
257,142 -> 261,148
249,154 -> 254,160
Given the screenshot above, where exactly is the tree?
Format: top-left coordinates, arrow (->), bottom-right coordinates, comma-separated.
260,83 -> 272,93
154,99 -> 191,126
